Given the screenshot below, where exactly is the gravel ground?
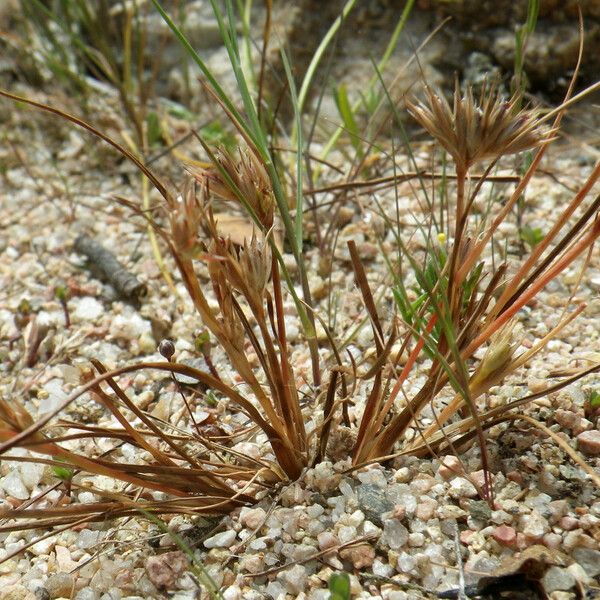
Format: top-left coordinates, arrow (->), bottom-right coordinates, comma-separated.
1,82 -> 600,600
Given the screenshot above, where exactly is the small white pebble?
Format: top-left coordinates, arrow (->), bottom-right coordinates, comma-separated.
317,531 -> 338,551
0,470 -> 29,500
240,507 -> 267,530
394,467 -> 411,483
222,585 -> 243,600
73,297 -> 104,321
363,520 -> 381,537
336,525 -> 356,544
78,492 -> 97,504
338,480 -> 354,498
204,530 -> 236,549
408,532 -> 425,547
449,477 -> 478,499
30,537 -> 54,556
306,504 -> 324,518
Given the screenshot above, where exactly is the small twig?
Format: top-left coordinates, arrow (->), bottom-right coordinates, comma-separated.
24,318 -> 49,368
304,171 -> 520,196
246,533 -> 379,578
360,575 -> 438,598
74,234 -> 147,302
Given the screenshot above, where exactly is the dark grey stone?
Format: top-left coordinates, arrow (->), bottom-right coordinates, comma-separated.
357,484 -> 394,527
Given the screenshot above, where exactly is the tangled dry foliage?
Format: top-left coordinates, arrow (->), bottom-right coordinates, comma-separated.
2,20 -> 600,559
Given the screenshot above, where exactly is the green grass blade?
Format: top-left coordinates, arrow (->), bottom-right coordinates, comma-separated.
296,0 -> 358,115
138,509 -> 223,599
319,0 -> 416,161
280,48 -> 304,256
334,83 -> 362,156
149,0 -> 253,144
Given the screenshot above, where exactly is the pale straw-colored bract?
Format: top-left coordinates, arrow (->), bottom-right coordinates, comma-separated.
407,81 -> 551,172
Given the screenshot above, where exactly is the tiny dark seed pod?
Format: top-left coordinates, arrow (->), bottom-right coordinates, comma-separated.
159,339 -> 175,361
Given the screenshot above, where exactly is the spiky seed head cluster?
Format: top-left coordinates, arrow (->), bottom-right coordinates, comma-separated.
207,241 -> 246,349
208,232 -> 271,295
170,181 -> 204,259
193,146 -> 275,228
238,235 -> 271,299
407,81 -> 550,172
217,287 -> 245,350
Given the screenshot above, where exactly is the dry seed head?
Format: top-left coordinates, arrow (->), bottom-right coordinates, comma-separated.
208,233 -> 271,305
170,181 -> 204,259
208,249 -> 245,347
475,321 -> 517,383
208,237 -> 246,294
193,146 -> 275,228
238,235 -> 271,298
408,81 -> 550,171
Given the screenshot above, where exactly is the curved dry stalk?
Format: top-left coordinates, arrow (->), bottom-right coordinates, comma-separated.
410,358 -> 600,458
0,360 -> 300,481
0,88 -> 172,203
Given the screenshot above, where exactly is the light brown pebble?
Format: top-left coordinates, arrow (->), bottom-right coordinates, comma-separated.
528,379 -> 547,394
240,507 -> 267,530
145,550 -> 189,590
410,474 -> 436,494
520,510 -> 550,541
459,530 -> 475,545
415,498 -> 437,521
548,500 -> 569,524
339,544 -> 375,569
516,532 -> 528,550
317,531 -> 339,551
45,572 -> 74,599
437,455 -> 463,480
576,430 -> 600,455
543,532 -> 563,549
0,587 -> 36,600
54,545 -> 77,572
391,505 -> 406,520
506,471 -> 525,486
240,553 -> 264,574
559,516 -> 579,531
563,529 -> 597,550
470,469 -> 493,490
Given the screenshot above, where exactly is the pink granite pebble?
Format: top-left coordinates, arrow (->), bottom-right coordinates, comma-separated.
492,525 -> 517,547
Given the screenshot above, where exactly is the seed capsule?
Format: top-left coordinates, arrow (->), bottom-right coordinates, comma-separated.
159,339 -> 175,361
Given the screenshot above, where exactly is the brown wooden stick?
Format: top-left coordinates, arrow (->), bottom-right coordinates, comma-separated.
74,234 -> 147,302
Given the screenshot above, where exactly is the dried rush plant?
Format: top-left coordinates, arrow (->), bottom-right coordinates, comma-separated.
1,78 -> 600,555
